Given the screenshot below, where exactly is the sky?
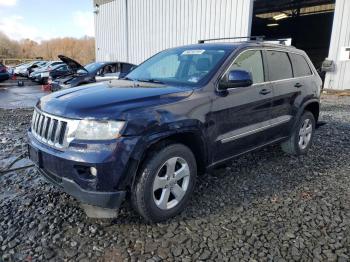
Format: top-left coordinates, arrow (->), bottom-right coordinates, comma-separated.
0,0 -> 94,42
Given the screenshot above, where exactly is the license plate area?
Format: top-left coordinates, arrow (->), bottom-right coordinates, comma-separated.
28,144 -> 42,168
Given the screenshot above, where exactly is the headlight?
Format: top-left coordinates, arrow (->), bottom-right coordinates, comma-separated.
74,120 -> 125,140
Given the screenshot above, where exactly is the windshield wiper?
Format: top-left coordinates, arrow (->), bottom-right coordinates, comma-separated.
137,78 -> 165,84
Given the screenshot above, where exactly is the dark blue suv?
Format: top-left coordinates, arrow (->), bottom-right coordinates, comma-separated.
28,41 -> 322,222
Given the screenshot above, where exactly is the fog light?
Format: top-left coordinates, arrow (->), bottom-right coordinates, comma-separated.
90,167 -> 97,177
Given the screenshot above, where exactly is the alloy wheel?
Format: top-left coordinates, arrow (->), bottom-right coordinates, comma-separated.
298,118 -> 313,150
152,157 -> 190,210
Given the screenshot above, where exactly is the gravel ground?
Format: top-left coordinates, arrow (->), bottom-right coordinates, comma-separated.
1,94 -> 350,262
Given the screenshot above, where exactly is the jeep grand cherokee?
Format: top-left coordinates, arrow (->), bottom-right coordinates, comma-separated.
28,41 -> 322,222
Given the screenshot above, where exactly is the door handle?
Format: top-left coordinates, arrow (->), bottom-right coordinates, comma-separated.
294,83 -> 303,88
259,88 -> 271,95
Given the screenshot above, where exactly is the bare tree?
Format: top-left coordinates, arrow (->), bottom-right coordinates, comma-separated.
0,31 -> 95,64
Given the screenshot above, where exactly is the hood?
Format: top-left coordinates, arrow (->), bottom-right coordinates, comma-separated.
38,80 -> 194,119
58,55 -> 87,73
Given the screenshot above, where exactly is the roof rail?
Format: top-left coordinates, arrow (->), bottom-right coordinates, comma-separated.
263,38 -> 293,46
198,36 -> 265,44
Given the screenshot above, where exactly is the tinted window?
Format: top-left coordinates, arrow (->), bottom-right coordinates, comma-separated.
228,50 -> 264,84
121,63 -> 133,73
84,62 -> 104,73
289,53 -> 312,77
266,51 -> 293,81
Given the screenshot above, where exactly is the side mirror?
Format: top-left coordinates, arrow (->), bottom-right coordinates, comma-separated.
219,70 -> 253,90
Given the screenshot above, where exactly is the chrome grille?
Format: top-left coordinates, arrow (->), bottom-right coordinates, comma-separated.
31,109 -> 69,149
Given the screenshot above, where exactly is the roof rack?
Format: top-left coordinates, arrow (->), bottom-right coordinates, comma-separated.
198,36 -> 265,44
263,38 -> 292,46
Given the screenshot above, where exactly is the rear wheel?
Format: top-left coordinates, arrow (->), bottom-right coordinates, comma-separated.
131,143 -> 197,222
281,111 -> 316,155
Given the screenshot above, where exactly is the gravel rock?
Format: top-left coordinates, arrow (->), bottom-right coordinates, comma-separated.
1,95 -> 350,261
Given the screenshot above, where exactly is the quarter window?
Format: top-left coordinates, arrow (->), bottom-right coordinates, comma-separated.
266,51 -> 293,81
289,53 -> 313,77
121,63 -> 133,73
228,50 -> 265,84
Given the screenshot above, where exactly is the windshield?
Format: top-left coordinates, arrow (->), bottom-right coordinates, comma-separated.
78,62 -> 104,74
126,46 -> 232,86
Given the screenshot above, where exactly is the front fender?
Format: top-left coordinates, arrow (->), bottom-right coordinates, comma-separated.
117,123 -> 208,190
131,120 -> 207,160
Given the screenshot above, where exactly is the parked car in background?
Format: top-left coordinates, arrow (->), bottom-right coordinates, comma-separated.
15,61 -> 42,77
38,61 -> 64,73
95,63 -> 135,82
0,63 -> 10,82
29,61 -> 64,80
27,61 -> 48,76
35,64 -> 71,84
28,41 -> 322,222
12,62 -> 28,73
50,55 -> 135,91
13,62 -> 30,76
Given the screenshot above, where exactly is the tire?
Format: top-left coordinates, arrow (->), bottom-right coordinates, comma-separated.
131,143 -> 197,222
281,111 -> 316,155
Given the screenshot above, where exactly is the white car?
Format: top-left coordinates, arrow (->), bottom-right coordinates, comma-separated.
15,61 -> 41,77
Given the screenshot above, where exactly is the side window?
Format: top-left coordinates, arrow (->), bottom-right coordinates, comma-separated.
266,51 -> 293,81
100,65 -> 113,75
289,53 -> 313,77
228,50 -> 264,84
121,63 -> 133,73
113,63 -> 121,73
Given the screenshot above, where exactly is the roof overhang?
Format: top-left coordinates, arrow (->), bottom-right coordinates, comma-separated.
93,0 -> 114,6
254,0 -> 335,14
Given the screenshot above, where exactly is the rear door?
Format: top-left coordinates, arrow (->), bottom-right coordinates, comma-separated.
211,49 -> 273,163
289,52 -> 314,95
264,50 -> 300,141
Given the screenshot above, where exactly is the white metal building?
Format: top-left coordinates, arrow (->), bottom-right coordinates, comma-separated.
324,0 -> 350,90
94,0 -> 350,90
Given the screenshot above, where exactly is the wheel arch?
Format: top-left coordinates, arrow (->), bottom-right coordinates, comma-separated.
125,129 -> 208,191
303,100 -> 320,123
289,99 -> 319,137
296,99 -> 320,123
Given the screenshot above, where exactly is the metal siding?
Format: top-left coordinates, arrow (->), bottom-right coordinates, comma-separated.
95,0 -> 253,64
95,0 -> 128,62
325,0 -> 350,90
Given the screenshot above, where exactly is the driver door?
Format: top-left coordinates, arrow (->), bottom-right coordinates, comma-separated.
210,49 -> 274,163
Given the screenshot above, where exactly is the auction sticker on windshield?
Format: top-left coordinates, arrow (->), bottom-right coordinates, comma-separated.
181,50 -> 205,55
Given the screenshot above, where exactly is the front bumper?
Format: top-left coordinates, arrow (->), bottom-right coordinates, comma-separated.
37,168 -> 126,209
28,131 -> 141,209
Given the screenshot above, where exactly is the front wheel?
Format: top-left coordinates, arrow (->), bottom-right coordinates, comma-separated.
281,111 -> 316,155
131,143 -> 197,222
